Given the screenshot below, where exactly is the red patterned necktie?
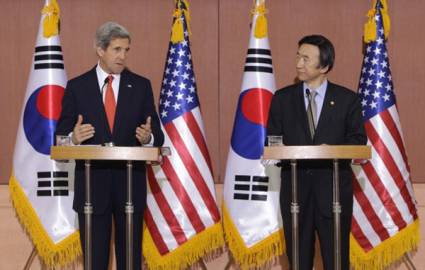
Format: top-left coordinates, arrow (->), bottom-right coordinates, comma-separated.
104,74 -> 116,132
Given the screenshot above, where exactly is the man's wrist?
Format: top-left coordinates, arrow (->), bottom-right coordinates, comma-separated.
142,134 -> 154,146
144,134 -> 152,144
69,132 -> 79,145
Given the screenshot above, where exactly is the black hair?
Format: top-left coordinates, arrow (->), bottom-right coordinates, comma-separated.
298,35 -> 335,73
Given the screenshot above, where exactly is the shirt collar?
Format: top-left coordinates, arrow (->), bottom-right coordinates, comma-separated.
96,63 -> 120,83
303,79 -> 328,97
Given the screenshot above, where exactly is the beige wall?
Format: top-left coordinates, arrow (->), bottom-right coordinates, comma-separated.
2,0 -> 425,184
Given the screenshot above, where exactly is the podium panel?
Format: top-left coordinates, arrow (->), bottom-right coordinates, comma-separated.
262,145 -> 371,270
263,145 -> 371,160
51,145 -> 164,270
51,145 -> 161,161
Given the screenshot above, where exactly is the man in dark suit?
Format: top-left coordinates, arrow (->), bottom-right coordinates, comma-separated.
55,22 -> 164,269
267,35 -> 366,270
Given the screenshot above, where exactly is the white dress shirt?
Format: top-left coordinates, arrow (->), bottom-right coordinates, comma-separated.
303,79 -> 328,123
96,64 -> 120,103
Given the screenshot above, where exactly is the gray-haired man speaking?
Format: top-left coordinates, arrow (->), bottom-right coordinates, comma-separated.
55,22 -> 164,269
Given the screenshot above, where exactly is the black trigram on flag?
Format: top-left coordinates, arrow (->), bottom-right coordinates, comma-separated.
37,171 -> 69,196
233,175 -> 269,201
243,48 -> 273,74
34,45 -> 64,70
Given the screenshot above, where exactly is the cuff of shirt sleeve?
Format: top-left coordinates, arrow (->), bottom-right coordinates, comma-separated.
143,134 -> 154,146
68,132 -> 79,146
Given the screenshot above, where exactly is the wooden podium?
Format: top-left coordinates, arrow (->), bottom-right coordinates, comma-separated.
263,145 -> 371,270
51,145 -> 164,270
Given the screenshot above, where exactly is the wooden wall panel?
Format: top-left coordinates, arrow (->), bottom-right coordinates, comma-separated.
218,0 -> 253,183
219,0 -> 425,183
389,0 -> 425,183
1,0 -> 219,183
1,0 -> 41,185
1,0 -> 424,184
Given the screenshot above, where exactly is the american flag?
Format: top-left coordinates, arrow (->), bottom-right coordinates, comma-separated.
143,1 -> 222,268
351,1 -> 419,268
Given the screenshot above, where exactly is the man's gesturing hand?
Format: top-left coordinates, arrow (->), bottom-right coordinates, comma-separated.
71,115 -> 95,145
136,116 -> 152,145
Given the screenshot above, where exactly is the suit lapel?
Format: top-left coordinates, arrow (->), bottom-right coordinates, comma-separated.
87,67 -> 103,105
315,82 -> 336,138
113,69 -> 134,135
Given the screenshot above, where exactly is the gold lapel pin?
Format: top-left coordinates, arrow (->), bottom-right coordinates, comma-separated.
330,101 -> 335,106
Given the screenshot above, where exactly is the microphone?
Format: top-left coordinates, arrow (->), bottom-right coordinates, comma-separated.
100,76 -> 109,97
305,88 -> 311,102
305,89 -> 316,130
305,88 -> 311,98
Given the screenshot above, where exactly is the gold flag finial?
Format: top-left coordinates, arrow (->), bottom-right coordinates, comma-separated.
42,0 -> 60,38
252,0 -> 268,39
364,0 -> 390,43
171,0 -> 191,44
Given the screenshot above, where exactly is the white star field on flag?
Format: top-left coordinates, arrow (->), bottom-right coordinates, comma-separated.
358,13 -> 396,120
159,28 -> 199,123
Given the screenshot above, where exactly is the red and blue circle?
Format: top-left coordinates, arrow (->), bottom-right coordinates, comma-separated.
231,88 -> 273,159
23,85 -> 64,155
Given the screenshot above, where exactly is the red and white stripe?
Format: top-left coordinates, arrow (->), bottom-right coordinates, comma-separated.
146,107 -> 220,254
352,105 -> 417,252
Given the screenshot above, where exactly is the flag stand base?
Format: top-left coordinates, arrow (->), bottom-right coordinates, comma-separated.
23,247 -> 37,270
403,254 -> 417,270
199,258 -> 208,270
224,256 -> 234,270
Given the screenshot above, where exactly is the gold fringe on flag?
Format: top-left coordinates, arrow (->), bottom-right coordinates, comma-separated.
252,0 -> 268,39
143,222 -> 224,270
364,0 -> 391,43
9,174 -> 81,267
350,220 -> 420,270
222,204 -> 284,270
171,0 -> 191,44
42,0 -> 60,38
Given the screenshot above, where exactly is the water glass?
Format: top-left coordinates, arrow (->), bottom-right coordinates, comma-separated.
56,135 -> 71,146
267,135 -> 283,146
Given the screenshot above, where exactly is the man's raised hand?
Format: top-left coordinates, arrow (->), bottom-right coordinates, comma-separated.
136,116 -> 152,145
71,114 -> 95,145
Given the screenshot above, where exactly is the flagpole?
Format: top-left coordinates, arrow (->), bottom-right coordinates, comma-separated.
23,247 -> 37,270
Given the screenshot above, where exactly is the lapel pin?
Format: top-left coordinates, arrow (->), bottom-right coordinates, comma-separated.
127,84 -> 132,88
330,101 -> 335,106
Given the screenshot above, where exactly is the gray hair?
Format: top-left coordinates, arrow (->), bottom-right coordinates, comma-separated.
95,22 -> 131,50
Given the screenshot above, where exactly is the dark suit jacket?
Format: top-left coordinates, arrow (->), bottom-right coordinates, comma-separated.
267,81 -> 366,218
55,67 -> 164,214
